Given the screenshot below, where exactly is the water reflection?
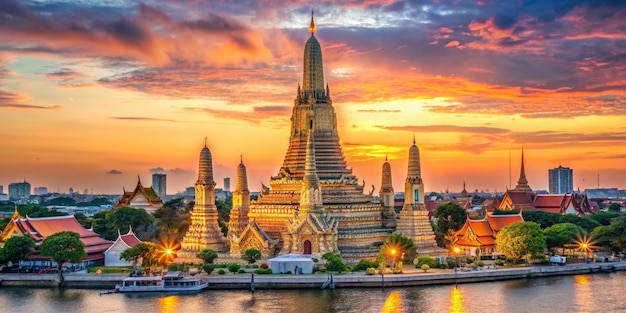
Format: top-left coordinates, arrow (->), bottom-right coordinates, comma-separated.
449,288 -> 468,313
574,275 -> 594,313
381,291 -> 404,313
157,295 -> 179,313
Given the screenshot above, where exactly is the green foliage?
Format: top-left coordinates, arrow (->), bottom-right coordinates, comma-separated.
543,223 -> 584,251
254,268 -> 273,274
433,202 -> 467,247
523,210 -> 600,233
440,263 -> 448,269
415,257 -> 437,268
365,267 -> 377,275
88,266 -> 134,274
41,197 -> 76,206
216,196 -> 232,222
591,215 -> 626,252
495,260 -> 505,266
228,263 -> 241,273
167,263 -> 181,271
608,203 -> 621,212
241,248 -> 262,264
1,236 -> 35,263
382,233 -> 418,262
465,257 -> 474,264
202,264 -> 215,274
496,222 -> 547,263
238,269 -> 246,274
322,252 -> 348,272
73,213 -> 92,229
284,270 -> 293,274
589,211 -> 621,226
120,242 -> 158,272
477,261 -> 484,267
219,221 -> 228,237
352,259 -> 379,271
447,259 -> 457,268
154,198 -> 190,241
40,231 -> 86,270
92,207 -> 154,241
218,269 -> 226,275
421,264 -> 430,272
196,249 -> 218,264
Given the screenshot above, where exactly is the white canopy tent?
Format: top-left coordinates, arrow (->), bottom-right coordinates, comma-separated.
268,254 -> 314,274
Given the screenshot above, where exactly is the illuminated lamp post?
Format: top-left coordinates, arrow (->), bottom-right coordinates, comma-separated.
390,248 -> 397,272
453,246 -> 461,288
581,243 -> 589,263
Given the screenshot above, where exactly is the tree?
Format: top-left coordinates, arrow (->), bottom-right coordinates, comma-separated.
433,202 -> 467,247
543,223 -> 583,253
216,195 -> 232,222
322,252 -> 348,272
40,231 -> 86,284
154,198 -> 191,241
591,215 -> 626,252
382,233 -> 417,263
120,242 -> 158,273
558,214 -> 600,233
608,203 -> 621,212
197,249 -> 218,264
92,207 -> 155,241
589,211 -> 621,226
241,248 -> 262,264
495,222 -> 546,264
522,211 -> 559,229
1,236 -> 35,263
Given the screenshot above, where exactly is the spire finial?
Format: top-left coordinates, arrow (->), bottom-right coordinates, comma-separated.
309,10 -> 316,36
413,134 -> 416,145
137,175 -> 141,185
204,137 -> 207,147
385,154 -> 388,162
240,154 -> 243,164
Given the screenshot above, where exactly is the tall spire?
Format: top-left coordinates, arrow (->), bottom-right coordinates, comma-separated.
309,10 -> 316,36
380,157 -> 393,194
514,147 -> 532,191
235,156 -> 249,192
408,139 -> 421,179
197,141 -> 215,185
300,129 -> 322,214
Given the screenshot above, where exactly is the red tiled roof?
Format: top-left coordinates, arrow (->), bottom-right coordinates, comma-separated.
487,214 -> 524,233
534,195 -> 565,209
5,215 -> 112,260
120,232 -> 142,247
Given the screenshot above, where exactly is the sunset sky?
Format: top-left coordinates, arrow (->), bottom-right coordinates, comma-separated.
1,0 -> 625,195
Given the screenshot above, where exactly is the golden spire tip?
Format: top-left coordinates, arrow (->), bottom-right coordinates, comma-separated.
309,10 -> 316,36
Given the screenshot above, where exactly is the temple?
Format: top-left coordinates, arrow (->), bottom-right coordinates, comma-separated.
0,208 -> 112,264
187,14 -> 444,262
395,138 -> 442,255
179,142 -> 227,257
115,177 -> 163,213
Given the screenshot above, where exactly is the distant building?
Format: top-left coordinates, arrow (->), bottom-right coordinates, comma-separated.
549,165 -> 573,194
9,181 -> 31,200
0,185 -> 3,194
152,173 -> 167,198
115,177 -> 164,213
34,187 -> 48,195
104,228 -> 142,266
224,177 -> 231,192
69,187 -> 74,194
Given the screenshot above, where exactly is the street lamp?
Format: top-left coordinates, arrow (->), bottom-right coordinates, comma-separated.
390,248 -> 397,271
581,243 -> 589,263
453,246 -> 461,288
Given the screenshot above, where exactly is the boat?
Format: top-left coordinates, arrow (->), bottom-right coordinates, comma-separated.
115,271 -> 208,293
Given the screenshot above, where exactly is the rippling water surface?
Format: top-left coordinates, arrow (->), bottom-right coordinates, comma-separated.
2,272 -> 625,313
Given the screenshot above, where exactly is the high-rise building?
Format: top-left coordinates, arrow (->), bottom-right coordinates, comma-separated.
0,185 -> 3,195
223,177 -> 230,192
34,187 -> 48,195
9,181 -> 31,200
152,173 -> 167,198
549,166 -> 573,194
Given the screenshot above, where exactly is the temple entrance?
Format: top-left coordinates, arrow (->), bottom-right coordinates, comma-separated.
303,240 -> 312,255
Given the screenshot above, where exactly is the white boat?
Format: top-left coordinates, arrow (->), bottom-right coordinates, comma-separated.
115,271 -> 208,293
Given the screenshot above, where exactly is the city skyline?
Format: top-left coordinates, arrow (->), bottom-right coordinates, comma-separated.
1,1 -> 625,194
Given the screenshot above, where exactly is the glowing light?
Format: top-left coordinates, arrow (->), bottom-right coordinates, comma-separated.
453,247 -> 461,254
449,287 -> 468,313
381,291 -> 404,313
157,237 -> 180,265
390,248 -> 397,256
158,295 -> 179,313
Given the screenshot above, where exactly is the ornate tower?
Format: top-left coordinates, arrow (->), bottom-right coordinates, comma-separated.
380,156 -> 395,207
396,138 -> 441,255
228,156 -> 250,237
514,148 -> 532,191
245,12 -> 391,261
180,142 -> 227,257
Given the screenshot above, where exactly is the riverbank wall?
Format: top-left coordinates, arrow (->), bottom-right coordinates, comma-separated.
1,262 -> 625,289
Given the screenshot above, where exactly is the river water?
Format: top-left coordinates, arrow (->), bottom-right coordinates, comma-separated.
1,272 -> 625,313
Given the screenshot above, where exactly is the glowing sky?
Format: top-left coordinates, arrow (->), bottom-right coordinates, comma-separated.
1,0 -> 625,195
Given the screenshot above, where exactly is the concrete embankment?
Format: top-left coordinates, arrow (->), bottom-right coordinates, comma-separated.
1,262 -> 625,290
